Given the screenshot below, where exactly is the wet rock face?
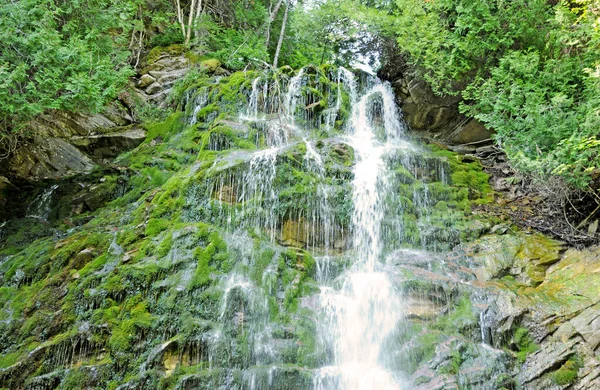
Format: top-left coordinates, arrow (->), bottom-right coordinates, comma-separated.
379,56 -> 494,145
388,246 -> 516,389
387,233 -> 600,389
481,242 -> 600,389
2,65 -> 599,390
0,169 -> 129,247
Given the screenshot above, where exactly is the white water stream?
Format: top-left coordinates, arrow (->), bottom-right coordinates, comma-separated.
26,184 -> 59,222
314,77 -> 409,390
188,67 -> 415,389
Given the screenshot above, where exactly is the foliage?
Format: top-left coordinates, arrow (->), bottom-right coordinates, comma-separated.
343,0 -> 600,188
201,15 -> 270,70
0,0 -> 361,153
0,0 -> 136,137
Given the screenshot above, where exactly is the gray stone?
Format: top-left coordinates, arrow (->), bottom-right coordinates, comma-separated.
569,304 -> 600,350
451,119 -> 494,144
408,78 -> 430,105
70,127 -> 146,159
475,145 -> 497,155
145,82 -> 163,95
142,56 -> 189,73
0,101 -> 139,181
575,367 -> 600,390
5,137 -> 95,180
146,88 -> 172,104
136,74 -> 156,88
448,144 -> 477,155
490,224 -> 510,235
149,68 -> 189,83
518,338 -> 578,384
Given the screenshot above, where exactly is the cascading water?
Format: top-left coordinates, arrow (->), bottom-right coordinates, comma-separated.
183,66 -> 436,389
26,184 -> 58,222
314,77 -> 410,390
1,55 -> 520,389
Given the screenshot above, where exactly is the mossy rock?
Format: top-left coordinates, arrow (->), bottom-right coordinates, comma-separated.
551,356 -> 581,385
200,59 -> 222,73
146,44 -> 186,65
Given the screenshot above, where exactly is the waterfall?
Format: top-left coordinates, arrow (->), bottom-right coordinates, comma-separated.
186,67 -> 421,389
314,76 -> 408,390
26,184 -> 58,222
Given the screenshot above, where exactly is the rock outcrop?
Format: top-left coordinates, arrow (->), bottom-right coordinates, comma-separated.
134,56 -> 192,107
0,48 -> 202,183
1,63 -> 598,390
396,231 -> 600,389
379,55 -> 494,146
0,102 -> 143,181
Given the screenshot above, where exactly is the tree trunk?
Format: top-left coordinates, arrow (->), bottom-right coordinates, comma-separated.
185,0 -> 197,44
272,0 -> 289,68
175,0 -> 186,39
194,0 -> 203,42
265,0 -> 284,46
175,0 -> 203,44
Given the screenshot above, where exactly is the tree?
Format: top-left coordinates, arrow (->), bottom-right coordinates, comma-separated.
174,0 -> 204,44
265,0 -> 285,46
272,0 -> 290,68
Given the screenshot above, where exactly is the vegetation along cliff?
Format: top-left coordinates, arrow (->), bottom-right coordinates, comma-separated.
0,1 -> 599,389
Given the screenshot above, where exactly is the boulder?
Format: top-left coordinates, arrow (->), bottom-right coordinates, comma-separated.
69,127 -> 146,160
145,82 -> 164,95
5,137 -> 95,180
149,68 -> 189,84
450,119 -> 494,144
136,74 -> 156,88
380,54 -> 495,145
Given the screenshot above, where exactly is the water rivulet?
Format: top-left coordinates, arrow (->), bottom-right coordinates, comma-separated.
0,66 -> 508,389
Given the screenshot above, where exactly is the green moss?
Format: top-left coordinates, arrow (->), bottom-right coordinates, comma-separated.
146,44 -> 186,65
0,350 -> 22,368
200,59 -> 221,72
551,356 -> 581,385
191,227 -> 228,287
184,50 -> 201,64
428,143 -> 493,202
157,231 -> 174,258
450,169 -> 491,197
1,238 -> 54,284
144,113 -> 185,145
107,295 -> 154,354
145,218 -> 170,237
435,296 -> 478,336
438,348 -> 464,375
117,228 -> 140,247
513,327 -> 539,363
410,331 -> 441,373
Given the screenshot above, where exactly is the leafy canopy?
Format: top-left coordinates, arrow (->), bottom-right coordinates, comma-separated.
338,0 -> 600,188
0,0 -> 137,133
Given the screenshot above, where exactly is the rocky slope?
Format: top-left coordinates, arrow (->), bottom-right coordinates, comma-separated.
0,61 -> 598,389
